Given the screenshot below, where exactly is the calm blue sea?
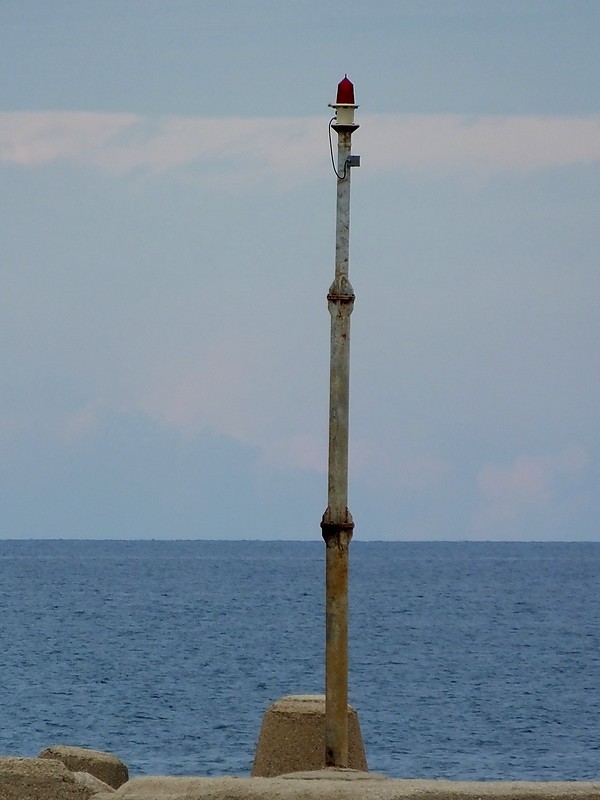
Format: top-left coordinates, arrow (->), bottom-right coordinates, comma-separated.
0,540 -> 598,780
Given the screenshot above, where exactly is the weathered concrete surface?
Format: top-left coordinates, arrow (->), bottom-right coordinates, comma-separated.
103,773 -> 600,800
0,756 -> 107,800
252,694 -> 367,776
72,772 -> 115,795
39,745 -> 129,789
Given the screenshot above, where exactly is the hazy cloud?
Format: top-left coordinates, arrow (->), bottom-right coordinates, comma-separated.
367,114 -> 600,174
2,112 -> 599,185
0,112 -> 138,167
2,106 -> 598,540
258,434 -> 327,473
474,446 -> 590,535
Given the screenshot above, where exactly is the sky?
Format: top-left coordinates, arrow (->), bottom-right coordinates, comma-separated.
1,0 -> 599,540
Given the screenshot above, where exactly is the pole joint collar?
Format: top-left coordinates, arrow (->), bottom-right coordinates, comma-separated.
321,507 -> 355,544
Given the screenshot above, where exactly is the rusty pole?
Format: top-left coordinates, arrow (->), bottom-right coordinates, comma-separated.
321,76 -> 360,769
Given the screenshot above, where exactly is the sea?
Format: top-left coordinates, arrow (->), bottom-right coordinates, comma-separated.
0,540 -> 598,781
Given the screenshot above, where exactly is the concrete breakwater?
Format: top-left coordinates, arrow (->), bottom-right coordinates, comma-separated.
2,745 -> 600,800
0,745 -> 127,800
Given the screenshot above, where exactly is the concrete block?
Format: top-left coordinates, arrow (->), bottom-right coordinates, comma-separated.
252,694 -> 368,777
72,772 -> 115,795
100,775 -> 600,800
38,746 -> 128,789
0,756 -> 102,800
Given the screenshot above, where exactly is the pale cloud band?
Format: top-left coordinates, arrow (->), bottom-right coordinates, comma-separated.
473,445 -> 590,534
2,111 -> 599,183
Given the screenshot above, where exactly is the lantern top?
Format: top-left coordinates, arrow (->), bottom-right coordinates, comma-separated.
336,75 -> 355,105
329,74 -> 359,132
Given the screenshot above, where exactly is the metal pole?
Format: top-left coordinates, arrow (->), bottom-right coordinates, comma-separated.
321,76 -> 359,769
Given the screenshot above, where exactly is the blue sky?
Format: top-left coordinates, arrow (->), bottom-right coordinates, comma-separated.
1,1 -> 599,540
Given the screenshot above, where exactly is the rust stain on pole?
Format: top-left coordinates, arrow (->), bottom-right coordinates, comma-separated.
322,524 -> 352,766
321,76 -> 360,769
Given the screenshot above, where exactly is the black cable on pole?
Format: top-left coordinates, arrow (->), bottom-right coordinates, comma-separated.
328,118 -> 348,180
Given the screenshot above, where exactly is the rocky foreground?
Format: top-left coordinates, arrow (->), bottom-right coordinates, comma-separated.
2,745 -> 600,800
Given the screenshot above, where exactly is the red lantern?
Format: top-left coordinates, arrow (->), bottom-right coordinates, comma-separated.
336,75 -> 355,105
